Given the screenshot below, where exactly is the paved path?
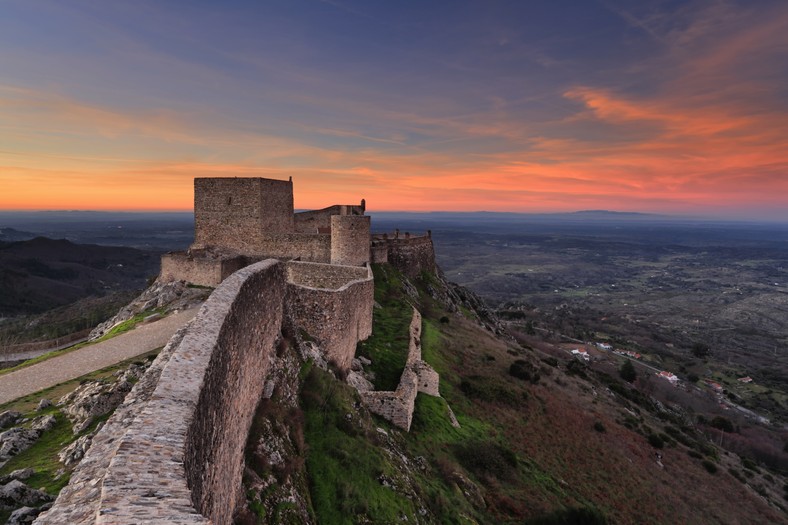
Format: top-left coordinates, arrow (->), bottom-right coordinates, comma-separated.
0,338 -> 89,364
0,307 -> 199,405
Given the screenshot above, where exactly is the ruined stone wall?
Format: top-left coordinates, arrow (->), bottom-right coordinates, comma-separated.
193,177 -> 294,253
370,234 -> 436,278
286,262 -> 373,371
36,260 -> 287,525
160,252 -> 250,287
360,308 -> 440,430
330,215 -> 371,266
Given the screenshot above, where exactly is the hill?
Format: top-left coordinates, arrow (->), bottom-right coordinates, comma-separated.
238,263 -> 787,524
0,237 -> 159,316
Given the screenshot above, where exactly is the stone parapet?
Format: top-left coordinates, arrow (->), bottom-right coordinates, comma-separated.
36,260 -> 287,525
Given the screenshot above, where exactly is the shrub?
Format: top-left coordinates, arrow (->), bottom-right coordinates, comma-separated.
526,506 -> 608,525
702,460 -> 718,474
509,360 -> 533,381
453,440 -> 518,481
648,434 -> 664,449
593,422 -> 606,433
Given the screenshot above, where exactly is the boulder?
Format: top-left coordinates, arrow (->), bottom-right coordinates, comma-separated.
31,415 -> 56,433
0,480 -> 52,510
0,411 -> 21,429
7,505 -> 43,524
36,399 -> 51,411
0,428 -> 40,465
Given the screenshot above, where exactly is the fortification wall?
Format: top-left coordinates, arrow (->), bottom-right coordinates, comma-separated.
293,204 -> 364,233
330,215 -> 371,266
370,234 -> 435,277
36,260 -> 286,525
160,252 -> 250,287
360,309 -> 440,430
255,233 -> 331,262
193,178 -> 294,253
286,260 -> 369,289
286,261 -> 373,371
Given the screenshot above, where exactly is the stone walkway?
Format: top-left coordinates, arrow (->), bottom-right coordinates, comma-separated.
0,307 -> 200,405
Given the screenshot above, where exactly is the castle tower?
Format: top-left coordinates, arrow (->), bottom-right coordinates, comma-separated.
193,177 -> 294,254
330,215 -> 370,266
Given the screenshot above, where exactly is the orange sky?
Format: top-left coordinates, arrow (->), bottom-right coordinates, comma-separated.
1,1 -> 787,219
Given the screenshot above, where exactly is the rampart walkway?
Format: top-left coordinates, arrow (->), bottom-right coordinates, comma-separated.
0,307 -> 200,405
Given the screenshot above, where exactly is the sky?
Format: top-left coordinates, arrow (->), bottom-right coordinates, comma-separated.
1,0 -> 787,219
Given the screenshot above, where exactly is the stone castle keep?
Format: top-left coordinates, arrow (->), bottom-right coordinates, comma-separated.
36,177 -> 443,524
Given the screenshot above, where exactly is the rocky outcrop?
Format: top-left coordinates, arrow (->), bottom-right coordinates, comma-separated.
57,364 -> 145,433
0,415 -> 56,468
88,280 -> 209,340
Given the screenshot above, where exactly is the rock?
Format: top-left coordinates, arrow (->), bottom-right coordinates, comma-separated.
8,469 -> 34,481
0,411 -> 21,429
347,371 -> 374,392
31,415 -> 56,433
6,505 -> 42,524
0,480 -> 52,510
0,428 -> 41,465
36,399 -> 51,411
58,365 -> 144,433
58,434 -> 93,467
357,356 -> 372,367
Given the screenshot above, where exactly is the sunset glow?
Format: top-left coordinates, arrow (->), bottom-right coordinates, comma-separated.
1,1 -> 787,219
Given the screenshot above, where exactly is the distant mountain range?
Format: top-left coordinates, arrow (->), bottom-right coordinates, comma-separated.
0,237 -> 159,316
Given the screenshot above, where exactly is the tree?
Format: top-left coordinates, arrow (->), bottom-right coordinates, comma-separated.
691,342 -> 710,358
619,359 -> 637,383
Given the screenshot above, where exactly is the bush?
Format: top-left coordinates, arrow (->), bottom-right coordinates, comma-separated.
509,360 -> 534,381
526,506 -> 608,525
593,422 -> 606,433
702,460 -> 718,474
648,434 -> 664,449
453,441 -> 518,481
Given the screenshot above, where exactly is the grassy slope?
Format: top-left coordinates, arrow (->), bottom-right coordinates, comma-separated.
303,263 -> 785,524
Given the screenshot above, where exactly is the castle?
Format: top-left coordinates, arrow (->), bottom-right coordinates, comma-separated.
36,177 -> 443,524
160,176 -> 435,285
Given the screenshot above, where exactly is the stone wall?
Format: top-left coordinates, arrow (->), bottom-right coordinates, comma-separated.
193,177 -> 294,253
360,308 -> 440,430
286,260 -> 369,290
294,204 -> 365,234
36,260 -> 287,525
255,233 -> 332,262
371,234 -> 436,278
330,215 -> 371,266
159,252 -> 250,287
286,261 -> 373,371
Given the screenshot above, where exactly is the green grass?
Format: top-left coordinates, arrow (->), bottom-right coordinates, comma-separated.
301,365 -> 420,524
355,264 -> 414,391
